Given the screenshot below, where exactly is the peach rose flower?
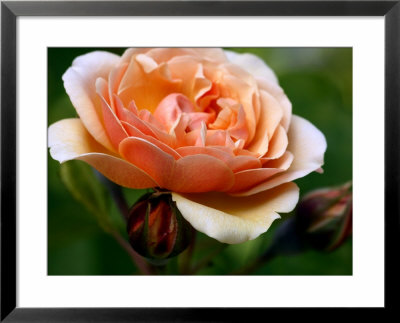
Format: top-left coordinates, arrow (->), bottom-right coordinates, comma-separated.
48,48 -> 326,244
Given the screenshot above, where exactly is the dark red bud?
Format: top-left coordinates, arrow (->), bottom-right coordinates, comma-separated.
127,192 -> 193,259
296,182 -> 352,251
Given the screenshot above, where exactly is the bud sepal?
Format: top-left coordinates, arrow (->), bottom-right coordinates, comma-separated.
127,192 -> 194,260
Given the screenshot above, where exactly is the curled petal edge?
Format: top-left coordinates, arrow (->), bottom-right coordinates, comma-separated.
234,115 -> 327,196
171,182 -> 299,244
48,118 -> 158,189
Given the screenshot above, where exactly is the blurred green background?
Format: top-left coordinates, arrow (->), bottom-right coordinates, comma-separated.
48,48 -> 352,275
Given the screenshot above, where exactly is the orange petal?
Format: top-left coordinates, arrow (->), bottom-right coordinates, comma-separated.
263,151 -> 294,170
229,104 -> 249,142
168,56 -> 212,103
257,77 -> 292,131
226,155 -> 262,173
119,137 -> 175,187
77,154 -> 159,189
187,112 -> 215,131
122,122 -> 181,160
118,56 -> 182,112
48,118 -> 158,188
219,73 -> 257,143
247,90 -> 283,156
228,168 -> 283,193
119,48 -> 150,64
170,155 -> 234,192
176,146 -> 233,163
108,63 -> 129,112
140,48 -> 227,65
153,93 -> 193,131
115,97 -> 175,147
264,125 -> 288,159
119,137 -> 234,192
97,79 -> 128,150
170,113 -> 191,147
62,51 -> 120,151
235,115 -> 327,196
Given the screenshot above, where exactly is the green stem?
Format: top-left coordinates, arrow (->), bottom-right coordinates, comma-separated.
109,229 -> 154,275
96,171 -> 155,274
179,230 -> 196,274
97,172 -> 130,221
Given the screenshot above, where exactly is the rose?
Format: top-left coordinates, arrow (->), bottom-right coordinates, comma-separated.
48,48 -> 326,244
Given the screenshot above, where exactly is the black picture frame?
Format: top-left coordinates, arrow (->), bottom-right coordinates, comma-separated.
1,0 -> 399,321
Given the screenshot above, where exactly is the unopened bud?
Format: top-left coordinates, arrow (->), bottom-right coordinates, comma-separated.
296,182 -> 352,251
127,192 -> 193,259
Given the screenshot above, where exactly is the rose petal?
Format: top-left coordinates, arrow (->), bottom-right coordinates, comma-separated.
122,121 -> 181,160
226,155 -> 262,173
264,125 -> 288,159
108,63 -> 129,112
171,155 -> 235,192
96,79 -> 128,149
220,73 -> 257,143
167,57 -> 212,103
177,146 -> 262,173
48,118 -> 158,188
257,77 -> 292,131
119,137 -> 176,187
263,151 -> 294,170
176,146 -> 233,163
120,137 -> 234,192
228,168 -> 283,193
153,93 -> 193,131
62,51 -> 120,152
172,182 -> 299,244
132,48 -> 227,65
224,50 -> 279,85
247,90 -> 283,156
236,115 -> 327,196
118,56 -> 182,112
114,97 -> 176,147
119,48 -> 150,64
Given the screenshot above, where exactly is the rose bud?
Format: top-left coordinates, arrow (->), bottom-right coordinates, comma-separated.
127,192 -> 193,259
296,182 -> 352,251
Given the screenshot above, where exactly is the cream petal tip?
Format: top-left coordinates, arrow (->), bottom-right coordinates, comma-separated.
48,118 -> 109,163
171,182 -> 299,244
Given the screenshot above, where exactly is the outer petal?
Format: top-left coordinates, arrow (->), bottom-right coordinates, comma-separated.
48,118 -> 158,188
62,51 -> 120,151
224,50 -> 278,84
228,168 -> 283,193
236,115 -> 327,196
119,137 -> 235,193
172,182 -> 299,244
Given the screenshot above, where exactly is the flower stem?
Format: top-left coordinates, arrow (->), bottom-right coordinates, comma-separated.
96,172 -> 130,221
95,171 -> 154,274
179,230 -> 196,274
109,229 -> 154,275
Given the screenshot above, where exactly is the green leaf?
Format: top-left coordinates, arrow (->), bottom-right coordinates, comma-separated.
59,160 -> 111,228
